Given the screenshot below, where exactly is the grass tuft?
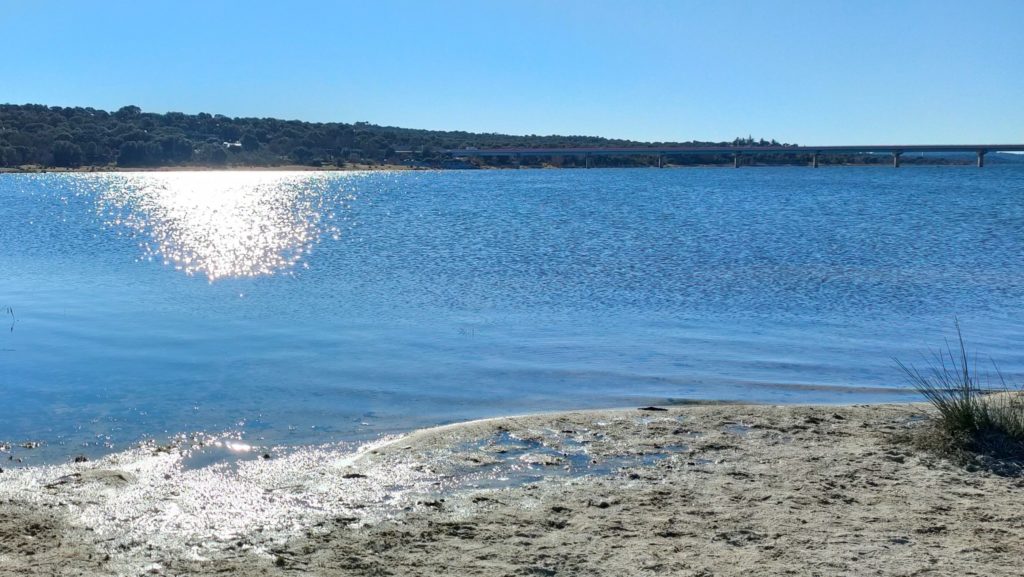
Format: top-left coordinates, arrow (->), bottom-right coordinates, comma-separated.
895,320 -> 1024,475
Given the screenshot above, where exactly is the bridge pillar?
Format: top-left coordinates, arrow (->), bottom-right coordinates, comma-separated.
514,154 -> 521,169
733,154 -> 740,168
811,153 -> 819,168
585,154 -> 591,169
977,150 -> 986,168
892,151 -> 902,168
658,155 -> 663,168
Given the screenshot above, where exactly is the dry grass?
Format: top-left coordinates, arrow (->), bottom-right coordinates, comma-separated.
895,321 -> 1024,475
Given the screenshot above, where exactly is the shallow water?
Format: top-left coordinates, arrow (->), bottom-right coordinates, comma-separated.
3,167 -> 1024,464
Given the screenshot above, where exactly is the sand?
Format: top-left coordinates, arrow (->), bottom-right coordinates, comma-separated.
2,403 -> 1022,576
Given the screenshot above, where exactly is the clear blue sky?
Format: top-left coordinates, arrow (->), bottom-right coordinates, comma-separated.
3,0 -> 1022,144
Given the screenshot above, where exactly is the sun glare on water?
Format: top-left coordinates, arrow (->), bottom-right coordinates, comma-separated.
95,172 -> 351,281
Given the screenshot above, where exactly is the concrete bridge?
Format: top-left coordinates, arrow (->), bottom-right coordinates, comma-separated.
445,144 -> 1024,168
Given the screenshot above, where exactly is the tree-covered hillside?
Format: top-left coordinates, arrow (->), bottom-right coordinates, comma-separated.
1,103 -> 988,169
0,103 -> 794,169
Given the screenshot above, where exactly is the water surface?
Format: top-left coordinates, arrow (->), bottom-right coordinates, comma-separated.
3,167 -> 1023,464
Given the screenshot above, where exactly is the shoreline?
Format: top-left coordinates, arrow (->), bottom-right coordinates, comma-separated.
0,163 -> 424,173
2,402 -> 1021,576
0,162 -> 998,174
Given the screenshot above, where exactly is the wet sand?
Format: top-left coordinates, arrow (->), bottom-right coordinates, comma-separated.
2,403 -> 1022,576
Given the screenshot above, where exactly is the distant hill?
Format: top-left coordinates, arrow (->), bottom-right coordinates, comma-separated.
0,103 -> 1010,170
0,103 -> 808,169
1,103 -> 789,169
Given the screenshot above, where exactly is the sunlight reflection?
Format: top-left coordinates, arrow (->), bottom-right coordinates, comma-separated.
96,172 -> 353,281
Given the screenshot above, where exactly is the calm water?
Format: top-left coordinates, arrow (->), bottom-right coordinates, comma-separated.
3,167 -> 1024,464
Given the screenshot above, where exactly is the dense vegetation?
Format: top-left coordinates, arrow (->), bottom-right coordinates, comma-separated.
0,103 -> 764,168
0,103 -> 1006,169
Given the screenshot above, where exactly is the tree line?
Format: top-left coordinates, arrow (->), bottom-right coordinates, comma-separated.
0,103 -> 797,169
0,103 -> 983,169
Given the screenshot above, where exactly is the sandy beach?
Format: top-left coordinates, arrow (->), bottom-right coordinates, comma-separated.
2,403 -> 1022,576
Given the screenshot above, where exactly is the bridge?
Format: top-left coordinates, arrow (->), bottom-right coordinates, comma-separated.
444,144 -> 1024,168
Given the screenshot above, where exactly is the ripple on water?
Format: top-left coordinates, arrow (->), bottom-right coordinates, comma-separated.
2,168 -> 1024,462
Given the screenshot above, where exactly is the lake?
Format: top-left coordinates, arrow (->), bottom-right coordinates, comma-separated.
3,167 -> 1023,464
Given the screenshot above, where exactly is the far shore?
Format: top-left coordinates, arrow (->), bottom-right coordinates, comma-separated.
0,160 -> 994,174
0,163 -> 425,173
1,402 -> 1021,576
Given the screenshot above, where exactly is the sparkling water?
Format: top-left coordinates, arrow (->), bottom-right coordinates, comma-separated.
3,167 -> 1023,464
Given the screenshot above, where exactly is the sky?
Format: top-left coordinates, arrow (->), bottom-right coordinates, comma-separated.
2,0 -> 1022,145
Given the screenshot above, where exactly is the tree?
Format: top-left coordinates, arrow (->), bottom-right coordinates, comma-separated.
210,147 -> 227,164
0,146 -> 20,167
158,136 -> 193,164
290,146 -> 314,165
117,141 -> 144,166
52,141 -> 83,167
218,122 -> 242,142
240,133 -> 260,152
117,141 -> 162,167
196,143 -> 228,165
115,105 -> 141,120
81,141 -> 107,165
